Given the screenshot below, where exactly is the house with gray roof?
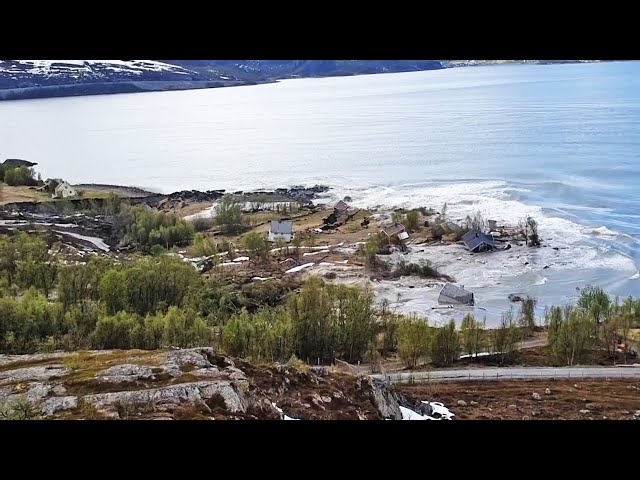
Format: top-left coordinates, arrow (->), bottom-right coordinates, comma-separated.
438,283 -> 474,306
462,229 -> 496,253
268,220 -> 294,243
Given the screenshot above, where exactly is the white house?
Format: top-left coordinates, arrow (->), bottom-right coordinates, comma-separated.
268,220 -> 294,243
52,181 -> 78,199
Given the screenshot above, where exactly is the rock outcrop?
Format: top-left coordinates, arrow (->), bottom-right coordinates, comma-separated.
0,348 -> 405,420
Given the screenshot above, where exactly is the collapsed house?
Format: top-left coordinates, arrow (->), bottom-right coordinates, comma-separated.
462,229 -> 496,253
380,223 -> 409,245
438,283 -> 474,306
268,220 -> 294,243
321,200 -> 360,230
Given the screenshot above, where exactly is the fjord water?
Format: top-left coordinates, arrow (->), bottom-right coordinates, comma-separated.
2,61 -> 640,320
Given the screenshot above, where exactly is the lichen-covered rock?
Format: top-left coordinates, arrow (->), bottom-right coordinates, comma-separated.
164,348 -> 216,376
41,396 -> 78,416
26,382 -> 52,401
0,385 -> 14,399
96,364 -> 154,383
85,380 -> 247,414
0,365 -> 70,385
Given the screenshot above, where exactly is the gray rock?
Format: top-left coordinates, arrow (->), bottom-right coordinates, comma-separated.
332,391 -> 344,399
580,409 -> 590,415
634,410 -> 640,417
96,364 -> 154,383
41,396 -> 78,416
321,396 -> 332,403
164,348 -> 216,376
545,388 -> 551,395
508,404 -> 518,409
457,400 -> 467,407
0,386 -> 13,398
532,392 -> 542,401
585,402 -> 600,410
362,377 -> 402,420
0,365 -> 70,385
52,385 -> 67,396
26,382 -> 52,401
191,367 -> 221,377
225,366 -> 247,382
470,401 -> 478,406
85,380 -> 247,414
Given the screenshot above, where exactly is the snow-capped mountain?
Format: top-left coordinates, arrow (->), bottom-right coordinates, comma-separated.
0,60 -> 203,88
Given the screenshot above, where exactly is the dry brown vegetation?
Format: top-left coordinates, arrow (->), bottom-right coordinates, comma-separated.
397,378 -> 640,420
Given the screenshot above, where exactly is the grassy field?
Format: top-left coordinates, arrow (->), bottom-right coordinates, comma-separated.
0,184 -> 131,205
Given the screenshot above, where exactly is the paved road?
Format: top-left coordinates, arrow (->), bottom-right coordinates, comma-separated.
372,366 -> 640,383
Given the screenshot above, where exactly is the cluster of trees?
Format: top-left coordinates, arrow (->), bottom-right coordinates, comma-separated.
546,285 -> 639,365
0,233 -> 58,296
0,290 -> 210,353
214,195 -> 247,235
395,312 -> 520,368
114,204 -> 194,250
518,216 -> 540,246
223,277 -> 376,363
0,247 -> 208,353
0,166 -> 38,186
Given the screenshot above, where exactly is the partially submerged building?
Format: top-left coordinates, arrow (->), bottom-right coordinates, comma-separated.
438,283 -> 474,306
462,229 -> 496,253
380,223 -> 408,245
268,220 -> 294,243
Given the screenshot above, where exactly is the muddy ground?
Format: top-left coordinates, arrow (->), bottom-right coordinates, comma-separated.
397,378 -> 640,420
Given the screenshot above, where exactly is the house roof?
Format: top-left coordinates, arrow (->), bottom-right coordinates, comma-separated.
382,224 -> 406,238
269,220 -> 293,235
462,229 -> 495,251
335,200 -> 349,211
438,283 -> 474,304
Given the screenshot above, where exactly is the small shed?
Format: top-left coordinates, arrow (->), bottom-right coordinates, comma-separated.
268,220 -> 294,243
380,223 -> 407,245
462,229 -> 496,253
52,181 -> 78,199
438,283 -> 474,306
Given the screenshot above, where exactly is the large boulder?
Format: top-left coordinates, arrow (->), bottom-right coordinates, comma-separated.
357,376 -> 402,420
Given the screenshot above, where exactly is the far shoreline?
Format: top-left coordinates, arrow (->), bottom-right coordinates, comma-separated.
0,60 -> 607,103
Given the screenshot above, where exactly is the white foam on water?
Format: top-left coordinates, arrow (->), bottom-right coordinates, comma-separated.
326,180 -> 637,278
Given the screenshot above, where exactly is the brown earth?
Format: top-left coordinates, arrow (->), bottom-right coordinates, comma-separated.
0,185 -> 51,205
397,378 -> 640,420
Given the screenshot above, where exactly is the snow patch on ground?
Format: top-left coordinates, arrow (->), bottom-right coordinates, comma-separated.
285,262 -> 315,273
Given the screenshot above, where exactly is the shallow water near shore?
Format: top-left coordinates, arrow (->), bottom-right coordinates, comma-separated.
2,61 -> 640,324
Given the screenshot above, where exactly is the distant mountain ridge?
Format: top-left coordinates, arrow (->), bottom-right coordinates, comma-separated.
0,60 -> 594,101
